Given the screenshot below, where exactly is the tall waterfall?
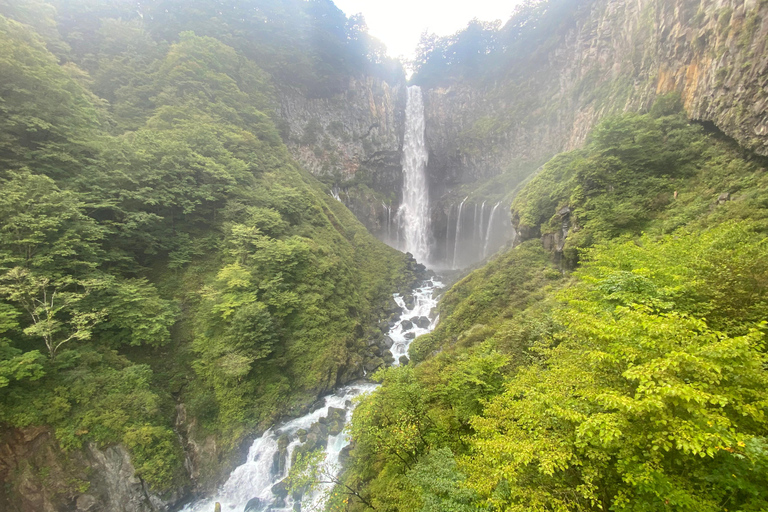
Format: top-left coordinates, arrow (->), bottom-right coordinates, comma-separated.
397,86 -> 430,264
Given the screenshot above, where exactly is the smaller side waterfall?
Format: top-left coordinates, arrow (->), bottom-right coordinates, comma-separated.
477,201 -> 486,245
483,202 -> 501,259
452,197 -> 468,269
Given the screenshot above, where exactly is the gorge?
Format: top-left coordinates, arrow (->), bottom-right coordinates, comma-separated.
1,0 -> 767,511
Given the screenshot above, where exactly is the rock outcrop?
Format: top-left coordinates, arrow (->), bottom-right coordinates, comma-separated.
278,76 -> 407,239
423,0 -> 768,193
0,427 -> 179,512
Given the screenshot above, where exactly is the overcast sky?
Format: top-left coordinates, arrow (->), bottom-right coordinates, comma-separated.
332,0 -> 523,61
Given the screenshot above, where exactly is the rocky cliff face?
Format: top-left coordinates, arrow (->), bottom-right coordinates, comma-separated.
0,428 -> 181,512
275,0 -> 767,268
278,76 -> 407,240
424,0 -> 767,192
419,0 -> 767,264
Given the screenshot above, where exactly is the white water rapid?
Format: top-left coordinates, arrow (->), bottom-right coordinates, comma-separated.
397,86 -> 430,264
182,279 -> 443,512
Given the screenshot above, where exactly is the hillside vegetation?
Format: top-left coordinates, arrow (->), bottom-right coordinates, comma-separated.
337,99 -> 768,511
0,1 -> 411,502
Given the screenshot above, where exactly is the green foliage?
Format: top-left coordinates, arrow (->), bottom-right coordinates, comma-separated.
511,106 -> 766,265
407,448 -> 481,512
0,5 -> 410,497
464,227 -> 768,510
346,107 -> 768,511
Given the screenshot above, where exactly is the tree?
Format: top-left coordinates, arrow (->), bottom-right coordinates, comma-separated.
0,268 -> 104,360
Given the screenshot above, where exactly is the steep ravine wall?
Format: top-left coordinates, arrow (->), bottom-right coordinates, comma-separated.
282,0 -> 767,266
423,0 -> 768,204
278,75 -> 407,240
0,427 -> 184,512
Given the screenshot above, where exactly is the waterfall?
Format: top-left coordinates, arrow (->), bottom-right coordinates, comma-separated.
397,86 -> 430,263
383,202 -> 391,241
445,204 -> 452,266
483,202 -> 501,259
477,201 -> 486,245
452,197 -> 468,269
182,280 -> 444,512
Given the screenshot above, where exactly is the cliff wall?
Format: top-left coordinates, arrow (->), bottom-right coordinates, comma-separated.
424,0 -> 768,197
278,76 -> 407,240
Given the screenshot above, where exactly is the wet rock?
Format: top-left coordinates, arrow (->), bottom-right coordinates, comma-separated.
304,422 -> 329,451
381,336 -> 395,349
272,480 -> 289,498
400,319 -> 413,331
271,433 -> 291,476
296,428 -> 307,443
308,399 -> 325,413
364,357 -> 385,372
399,355 -> 410,366
339,444 -> 353,465
378,320 -> 390,333
76,494 -> 98,511
411,316 -> 430,329
327,407 -> 346,435
244,497 -> 264,512
386,296 -> 403,315
404,332 -> 416,340
382,351 -> 395,365
403,294 -> 415,309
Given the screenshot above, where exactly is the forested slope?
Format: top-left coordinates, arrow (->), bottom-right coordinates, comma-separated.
0,3 -> 413,509
337,99 -> 768,511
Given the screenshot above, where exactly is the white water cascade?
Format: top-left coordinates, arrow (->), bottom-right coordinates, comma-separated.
483,202 -> 501,259
182,279 -> 443,512
397,86 -> 430,264
452,197 -> 468,269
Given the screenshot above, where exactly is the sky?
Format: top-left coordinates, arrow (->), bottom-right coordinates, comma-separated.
332,0 -> 523,61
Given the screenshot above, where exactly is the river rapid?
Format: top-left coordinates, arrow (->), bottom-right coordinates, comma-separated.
183,277 -> 443,512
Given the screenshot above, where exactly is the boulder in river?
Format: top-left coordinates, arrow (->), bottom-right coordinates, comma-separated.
404,332 -> 416,340
244,497 -> 264,512
364,357 -> 384,372
411,316 -> 430,328
271,480 -> 289,498
400,319 -> 413,331
399,355 -> 409,366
